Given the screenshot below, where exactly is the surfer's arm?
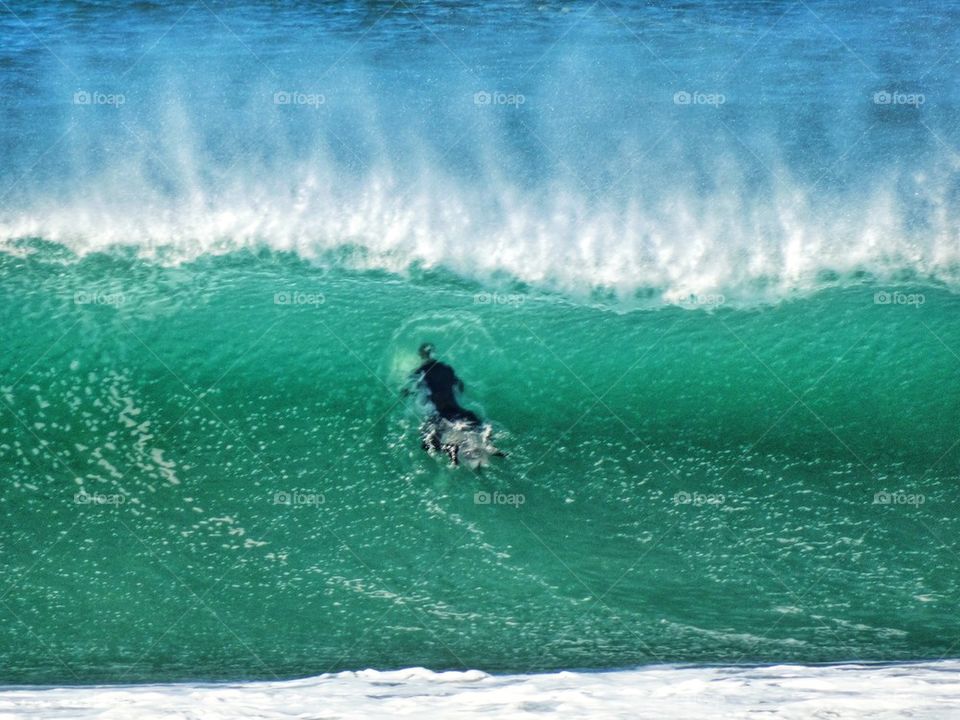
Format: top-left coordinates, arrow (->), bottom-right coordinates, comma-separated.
401,369 -> 423,398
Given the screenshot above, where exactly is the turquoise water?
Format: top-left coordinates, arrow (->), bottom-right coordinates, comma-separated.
2,245 -> 959,682
2,0 -> 960,686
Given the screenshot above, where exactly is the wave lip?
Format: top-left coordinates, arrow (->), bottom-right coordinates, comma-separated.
3,172 -> 960,309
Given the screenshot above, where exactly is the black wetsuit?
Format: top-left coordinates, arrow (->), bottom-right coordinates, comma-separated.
413,359 -> 481,426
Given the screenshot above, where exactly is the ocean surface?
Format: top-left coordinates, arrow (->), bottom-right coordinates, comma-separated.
2,0 -> 960,714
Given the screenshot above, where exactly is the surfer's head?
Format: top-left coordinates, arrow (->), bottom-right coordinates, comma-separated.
418,342 -> 435,360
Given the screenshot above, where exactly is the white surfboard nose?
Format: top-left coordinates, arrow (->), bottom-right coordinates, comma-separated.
429,420 -> 503,468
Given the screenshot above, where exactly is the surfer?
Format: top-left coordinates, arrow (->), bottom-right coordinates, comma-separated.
412,343 -> 482,426
407,343 -> 503,467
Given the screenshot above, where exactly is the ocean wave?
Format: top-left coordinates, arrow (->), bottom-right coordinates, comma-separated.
2,158 -> 959,308
2,4 -> 958,307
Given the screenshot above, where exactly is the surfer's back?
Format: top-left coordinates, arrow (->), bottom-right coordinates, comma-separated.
415,359 -> 461,414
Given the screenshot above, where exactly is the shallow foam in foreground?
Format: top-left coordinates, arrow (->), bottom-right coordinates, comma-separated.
1,662 -> 958,719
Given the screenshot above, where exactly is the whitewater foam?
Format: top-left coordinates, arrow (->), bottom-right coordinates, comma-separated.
4,160 -> 959,306
1,662 -> 958,719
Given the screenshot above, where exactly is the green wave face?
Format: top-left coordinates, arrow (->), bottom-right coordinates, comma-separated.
2,247 -> 957,683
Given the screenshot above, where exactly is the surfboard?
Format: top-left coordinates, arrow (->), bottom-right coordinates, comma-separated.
423,419 -> 504,469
